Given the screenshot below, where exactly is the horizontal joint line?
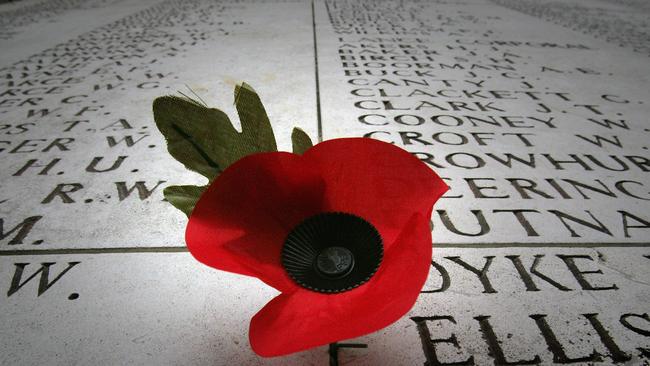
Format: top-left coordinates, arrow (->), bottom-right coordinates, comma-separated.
0,242 -> 648,256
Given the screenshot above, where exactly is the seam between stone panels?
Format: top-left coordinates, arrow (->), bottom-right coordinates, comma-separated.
0,247 -> 189,256
432,242 -> 650,248
312,0 -> 323,143
0,242 -> 648,256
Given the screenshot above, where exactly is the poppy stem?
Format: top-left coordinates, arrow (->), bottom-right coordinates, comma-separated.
328,342 -> 368,366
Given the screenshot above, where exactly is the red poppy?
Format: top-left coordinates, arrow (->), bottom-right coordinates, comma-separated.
185,137 -> 448,357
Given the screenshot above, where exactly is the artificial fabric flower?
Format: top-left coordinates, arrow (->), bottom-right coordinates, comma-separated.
185,137 -> 448,356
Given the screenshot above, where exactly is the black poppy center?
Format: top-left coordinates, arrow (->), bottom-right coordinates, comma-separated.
315,246 -> 355,278
282,212 -> 383,293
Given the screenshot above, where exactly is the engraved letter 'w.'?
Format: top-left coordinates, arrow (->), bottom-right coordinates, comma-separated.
7,262 -> 80,297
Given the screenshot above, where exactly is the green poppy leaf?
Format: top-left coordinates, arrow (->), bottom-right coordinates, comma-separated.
163,185 -> 206,217
153,83 -> 278,181
153,95 -> 230,180
233,82 -> 278,157
291,127 -> 313,155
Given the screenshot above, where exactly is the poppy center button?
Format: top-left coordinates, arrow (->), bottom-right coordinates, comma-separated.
315,246 -> 355,278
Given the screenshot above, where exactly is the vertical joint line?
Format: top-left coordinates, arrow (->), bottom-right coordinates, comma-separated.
312,0 -> 323,142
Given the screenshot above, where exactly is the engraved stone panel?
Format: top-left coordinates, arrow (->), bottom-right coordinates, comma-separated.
1,0 -> 648,364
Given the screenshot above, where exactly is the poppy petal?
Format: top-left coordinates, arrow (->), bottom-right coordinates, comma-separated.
303,138 -> 448,247
186,152 -> 326,292
249,214 -> 432,356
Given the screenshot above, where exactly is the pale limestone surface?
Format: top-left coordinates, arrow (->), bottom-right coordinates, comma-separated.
1,0 -> 317,248
1,0 -> 649,365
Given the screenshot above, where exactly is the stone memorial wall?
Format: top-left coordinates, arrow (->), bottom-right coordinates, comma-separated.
1,0 -> 648,364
